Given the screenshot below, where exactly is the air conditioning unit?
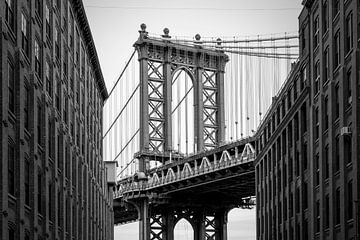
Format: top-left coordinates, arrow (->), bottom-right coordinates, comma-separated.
340,127 -> 351,136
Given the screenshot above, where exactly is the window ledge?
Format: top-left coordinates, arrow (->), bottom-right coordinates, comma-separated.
8,193 -> 17,202
8,110 -> 16,125
4,22 -> 16,44
345,49 -> 353,61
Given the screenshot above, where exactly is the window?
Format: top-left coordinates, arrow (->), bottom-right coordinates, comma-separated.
8,60 -> 15,113
35,0 -> 42,17
63,97 -> 68,124
333,0 -> 340,18
8,225 -> 15,240
324,145 -> 329,179
300,67 -> 306,90
45,61 -> 52,96
295,187 -> 300,213
348,180 -> 353,220
335,84 -> 339,119
294,78 -> 298,99
48,119 -> 53,159
322,1 -> 328,33
45,4 -> 51,40
325,195 -> 329,228
346,69 -> 352,105
56,81 -> 61,111
55,27 -> 61,59
295,151 -> 300,177
303,143 -> 308,170
345,135 -> 352,164
315,153 -> 320,186
38,172 -> 42,214
324,96 -> 329,130
294,113 -> 299,140
324,47 -> 329,82
8,141 -> 15,196
57,134 -> 62,169
58,190 -> 61,224
290,193 -> 293,217
334,136 -> 340,172
316,200 -> 320,232
301,28 -> 306,52
313,16 -> 319,49
335,187 -> 340,225
21,13 -> 29,56
48,183 -> 53,220
63,41 -> 68,76
5,0 -> 15,31
24,86 -> 30,130
25,158 -> 30,205
334,31 -> 340,69
35,39 -> 41,78
301,104 -> 307,133
303,182 -> 308,210
345,13 -> 353,54
315,107 -> 319,139
314,61 -> 320,95
37,104 -> 42,145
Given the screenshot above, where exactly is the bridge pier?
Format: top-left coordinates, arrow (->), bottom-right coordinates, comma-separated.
139,199 -> 150,240
135,206 -> 230,240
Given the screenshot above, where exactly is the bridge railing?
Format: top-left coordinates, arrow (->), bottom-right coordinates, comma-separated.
114,143 -> 256,198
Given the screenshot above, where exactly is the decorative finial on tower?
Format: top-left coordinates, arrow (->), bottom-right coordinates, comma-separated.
162,28 -> 171,38
195,34 -> 201,41
139,23 -> 148,39
216,38 -> 223,50
140,23 -> 147,32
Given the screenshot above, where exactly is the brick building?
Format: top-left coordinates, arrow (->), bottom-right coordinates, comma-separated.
0,0 -> 114,240
255,0 -> 359,239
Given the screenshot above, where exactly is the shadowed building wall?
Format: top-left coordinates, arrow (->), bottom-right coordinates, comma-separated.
255,0 -> 359,239
0,0 -> 113,239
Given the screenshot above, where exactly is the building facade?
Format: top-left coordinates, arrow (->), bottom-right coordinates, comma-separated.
0,0 -> 113,240
255,0 -> 359,239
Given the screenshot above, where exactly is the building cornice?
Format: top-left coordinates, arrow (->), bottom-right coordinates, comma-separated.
71,0 -> 109,101
301,0 -> 315,8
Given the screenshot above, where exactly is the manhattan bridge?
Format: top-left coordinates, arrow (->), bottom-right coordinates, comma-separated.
103,24 -> 298,240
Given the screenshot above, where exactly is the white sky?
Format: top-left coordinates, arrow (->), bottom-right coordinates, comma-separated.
82,0 -> 302,239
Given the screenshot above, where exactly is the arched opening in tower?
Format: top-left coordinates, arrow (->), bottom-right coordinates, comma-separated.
174,218 -> 194,240
171,69 -> 194,155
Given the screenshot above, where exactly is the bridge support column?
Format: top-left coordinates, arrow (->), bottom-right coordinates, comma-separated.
193,211 -> 206,240
163,211 -> 175,240
215,210 -> 228,240
139,199 -> 150,240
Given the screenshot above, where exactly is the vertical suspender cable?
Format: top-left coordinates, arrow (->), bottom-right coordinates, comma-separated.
234,39 -> 239,140
177,72 -> 181,152
185,73 -> 189,154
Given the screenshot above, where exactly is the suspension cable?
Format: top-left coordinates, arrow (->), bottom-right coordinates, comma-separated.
204,44 -> 299,49
171,34 -> 298,44
107,50 -> 136,98
171,86 -> 193,114
103,84 -> 140,139
112,129 -> 140,163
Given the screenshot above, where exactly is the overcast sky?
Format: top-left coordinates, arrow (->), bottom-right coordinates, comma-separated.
82,0 -> 302,239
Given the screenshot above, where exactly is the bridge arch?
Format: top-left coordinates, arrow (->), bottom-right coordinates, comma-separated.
174,218 -> 195,240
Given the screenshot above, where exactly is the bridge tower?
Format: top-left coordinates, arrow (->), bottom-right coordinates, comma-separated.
132,24 -> 230,240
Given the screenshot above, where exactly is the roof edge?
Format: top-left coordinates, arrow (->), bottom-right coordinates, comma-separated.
71,0 -> 109,101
